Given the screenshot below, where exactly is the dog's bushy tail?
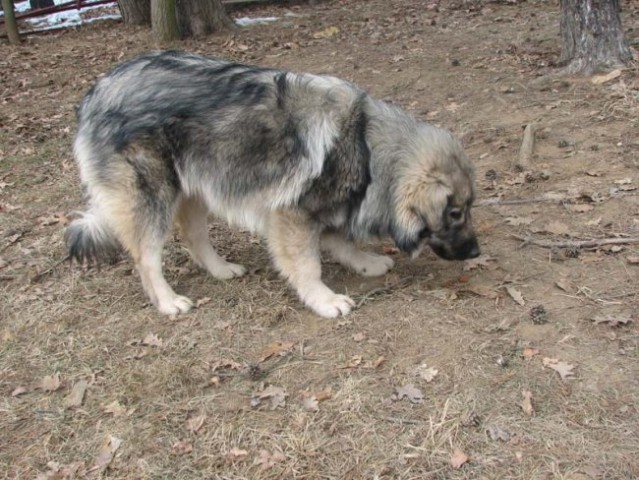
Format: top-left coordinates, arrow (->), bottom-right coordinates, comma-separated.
65,211 -> 120,264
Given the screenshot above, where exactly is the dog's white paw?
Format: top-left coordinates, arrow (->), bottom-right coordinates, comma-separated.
305,290 -> 355,318
157,294 -> 194,315
210,262 -> 247,280
352,253 -> 395,277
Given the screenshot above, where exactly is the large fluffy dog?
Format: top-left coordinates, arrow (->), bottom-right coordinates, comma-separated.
66,51 -> 480,317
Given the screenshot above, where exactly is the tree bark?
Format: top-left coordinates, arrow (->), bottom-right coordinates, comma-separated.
177,0 -> 234,38
117,0 -> 152,26
1,0 -> 21,45
559,0 -> 636,74
152,0 -> 180,40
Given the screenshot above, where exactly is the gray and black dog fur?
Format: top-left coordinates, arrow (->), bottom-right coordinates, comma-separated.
66,50 -> 480,317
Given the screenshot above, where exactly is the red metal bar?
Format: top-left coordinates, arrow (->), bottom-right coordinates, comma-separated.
0,0 -> 117,23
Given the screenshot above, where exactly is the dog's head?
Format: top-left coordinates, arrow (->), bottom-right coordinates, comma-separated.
390,126 -> 480,261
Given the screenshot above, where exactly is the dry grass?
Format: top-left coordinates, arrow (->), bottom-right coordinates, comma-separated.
2,0 -> 639,478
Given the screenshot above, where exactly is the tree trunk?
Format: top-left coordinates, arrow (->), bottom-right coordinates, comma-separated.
117,0 -> 152,26
559,0 -> 636,74
177,0 -> 234,38
1,0 -> 21,45
151,0 -> 180,40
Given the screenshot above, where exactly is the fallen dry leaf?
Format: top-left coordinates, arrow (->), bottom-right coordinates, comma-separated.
195,296 -> 211,307
254,449 -> 286,470
542,357 -> 576,381
259,341 -> 294,362
251,385 -> 287,410
41,373 -> 62,392
450,447 -> 469,469
36,461 -> 84,480
486,424 -> 510,442
371,355 -> 385,369
301,396 -> 319,412
227,447 -> 248,460
172,440 -> 193,455
186,414 -> 207,433
592,313 -> 632,327
554,278 -> 573,292
210,358 -> 244,372
521,389 -> 535,416
626,256 -> 639,265
463,254 -> 497,271
521,348 -> 540,359
141,333 -> 163,348
465,285 -> 501,300
505,286 -> 525,306
339,355 -> 363,369
352,332 -> 366,342
392,384 -> 424,404
104,400 -> 127,417
89,435 -> 122,474
11,386 -> 27,397
414,363 -> 438,382
312,26 -> 339,39
64,380 -> 88,409
313,387 -> 333,402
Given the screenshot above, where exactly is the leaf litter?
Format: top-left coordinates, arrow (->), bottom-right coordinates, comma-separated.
254,449 -> 286,470
521,390 -> 535,416
414,362 -> 438,382
64,380 -> 88,409
391,384 -> 424,404
40,373 -> 62,392
259,341 -> 294,362
251,385 -> 288,410
88,435 -> 122,474
450,447 -> 470,469
542,357 -> 576,381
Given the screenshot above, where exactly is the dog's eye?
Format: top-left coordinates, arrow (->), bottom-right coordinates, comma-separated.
449,208 -> 463,221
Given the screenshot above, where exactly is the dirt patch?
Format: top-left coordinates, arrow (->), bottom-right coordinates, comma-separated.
1,0 -> 639,478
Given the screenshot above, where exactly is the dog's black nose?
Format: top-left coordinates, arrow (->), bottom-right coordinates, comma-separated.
467,243 -> 481,259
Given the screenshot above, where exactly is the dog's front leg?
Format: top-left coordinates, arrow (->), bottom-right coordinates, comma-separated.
267,210 -> 355,318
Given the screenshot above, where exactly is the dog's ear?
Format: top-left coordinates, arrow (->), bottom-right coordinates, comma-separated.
391,179 -> 450,254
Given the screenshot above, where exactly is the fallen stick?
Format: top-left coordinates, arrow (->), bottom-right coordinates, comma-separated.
512,235 -> 639,250
475,190 -> 639,208
475,196 -> 562,207
514,123 -> 537,171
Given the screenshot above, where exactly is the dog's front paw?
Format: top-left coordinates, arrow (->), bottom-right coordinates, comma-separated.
211,262 -> 247,280
352,253 -> 395,277
157,294 -> 193,315
304,288 -> 355,318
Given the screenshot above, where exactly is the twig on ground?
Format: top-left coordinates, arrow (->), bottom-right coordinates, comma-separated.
475,196 -> 561,207
514,123 -> 537,171
475,190 -> 639,208
381,416 -> 420,425
30,255 -> 71,283
512,235 -> 639,250
356,277 -> 414,308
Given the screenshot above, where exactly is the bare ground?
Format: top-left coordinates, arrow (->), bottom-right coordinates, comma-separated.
1,0 -> 639,478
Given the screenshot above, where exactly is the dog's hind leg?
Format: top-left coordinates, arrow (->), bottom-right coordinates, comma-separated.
267,211 -> 355,318
176,196 -> 246,279
86,150 -> 193,316
321,233 -> 394,277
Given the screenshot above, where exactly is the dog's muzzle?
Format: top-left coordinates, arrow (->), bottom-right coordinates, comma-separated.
428,235 -> 480,261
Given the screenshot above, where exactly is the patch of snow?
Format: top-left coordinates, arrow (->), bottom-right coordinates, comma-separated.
235,16 -> 279,27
